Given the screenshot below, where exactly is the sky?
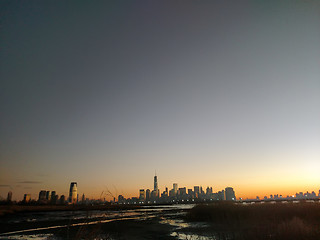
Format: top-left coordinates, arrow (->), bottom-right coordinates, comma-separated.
1,1 -> 320,201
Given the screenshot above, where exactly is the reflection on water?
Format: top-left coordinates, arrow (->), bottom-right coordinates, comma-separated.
171,232 -> 214,240
160,218 -> 212,240
2,234 -> 54,240
159,218 -> 190,229
142,204 -> 195,210
3,205 -> 195,225
0,204 -> 212,240
3,233 -> 117,240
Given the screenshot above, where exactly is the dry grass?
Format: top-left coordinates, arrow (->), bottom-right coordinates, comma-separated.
186,202 -> 320,240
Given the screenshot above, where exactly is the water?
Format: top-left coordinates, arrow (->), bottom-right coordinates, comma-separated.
159,217 -> 215,240
1,234 -> 55,240
0,204 -> 214,240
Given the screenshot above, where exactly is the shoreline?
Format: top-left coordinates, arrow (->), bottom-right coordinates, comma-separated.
0,216 -> 177,240
0,204 -> 143,217
0,205 -> 184,239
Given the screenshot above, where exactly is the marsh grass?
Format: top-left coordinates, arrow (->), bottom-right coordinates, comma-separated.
186,202 -> 320,240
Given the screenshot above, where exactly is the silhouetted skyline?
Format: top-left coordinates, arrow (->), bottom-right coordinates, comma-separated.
4,177 -> 320,204
1,1 -> 320,201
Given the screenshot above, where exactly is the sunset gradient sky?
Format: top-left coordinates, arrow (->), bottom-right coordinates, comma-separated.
1,1 -> 320,201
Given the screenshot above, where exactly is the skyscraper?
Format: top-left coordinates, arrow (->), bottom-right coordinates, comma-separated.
69,182 -> 77,204
23,194 -> 31,203
51,191 -> 57,204
154,175 -> 158,191
118,195 -> 125,203
46,191 -> 51,201
60,195 -> 66,204
146,189 -> 151,202
38,190 -> 47,203
139,189 -> 146,201
218,190 -> 225,200
194,186 -> 200,198
154,174 -> 159,197
225,187 -> 236,201
173,183 -> 178,195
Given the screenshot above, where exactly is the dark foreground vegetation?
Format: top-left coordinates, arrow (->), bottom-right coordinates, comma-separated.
186,201 -> 320,240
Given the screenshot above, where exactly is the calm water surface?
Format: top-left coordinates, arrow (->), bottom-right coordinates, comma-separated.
0,204 -> 214,240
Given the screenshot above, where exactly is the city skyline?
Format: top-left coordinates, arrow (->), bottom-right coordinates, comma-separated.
2,174 -> 320,203
1,1 -> 320,202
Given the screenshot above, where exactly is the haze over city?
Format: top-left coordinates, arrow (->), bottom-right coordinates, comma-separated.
1,1 -> 320,201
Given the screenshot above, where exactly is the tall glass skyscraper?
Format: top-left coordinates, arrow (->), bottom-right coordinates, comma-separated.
154,174 -> 159,197
69,182 -> 77,204
173,183 -> 178,195
154,175 -> 158,191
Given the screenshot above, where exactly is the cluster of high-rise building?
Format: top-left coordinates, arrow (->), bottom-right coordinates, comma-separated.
255,190 -> 320,201
18,182 -> 85,205
3,177 -> 320,205
37,190 -> 61,204
295,191 -> 320,200
117,174 -> 236,204
35,182 -> 79,204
